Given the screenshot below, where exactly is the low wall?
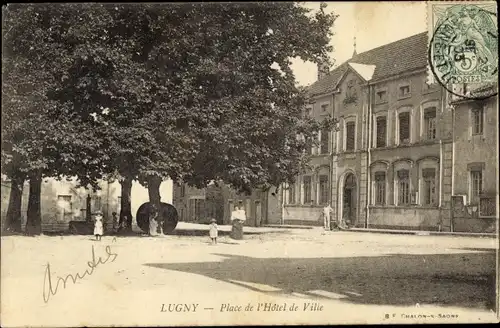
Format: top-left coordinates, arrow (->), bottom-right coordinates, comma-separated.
453,217 -> 497,233
283,205 -> 323,226
368,206 -> 441,231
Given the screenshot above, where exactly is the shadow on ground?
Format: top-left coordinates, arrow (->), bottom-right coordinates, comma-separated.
145,251 -> 496,310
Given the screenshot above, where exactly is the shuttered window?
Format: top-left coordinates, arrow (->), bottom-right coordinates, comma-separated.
320,129 -> 330,154
346,122 -> 355,151
472,107 -> 484,135
319,175 -> 329,205
397,170 -> 410,205
303,176 -> 312,203
422,168 -> 437,205
288,184 -> 295,204
374,172 -> 386,205
376,116 -> 387,148
424,108 -> 437,140
399,112 -> 410,144
470,170 -> 482,204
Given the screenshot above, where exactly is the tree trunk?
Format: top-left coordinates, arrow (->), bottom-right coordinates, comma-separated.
147,175 -> 162,235
25,172 -> 42,235
119,176 -> 133,232
3,174 -> 25,234
86,194 -> 92,222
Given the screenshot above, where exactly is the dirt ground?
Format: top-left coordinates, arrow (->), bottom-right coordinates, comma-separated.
1,222 -> 498,326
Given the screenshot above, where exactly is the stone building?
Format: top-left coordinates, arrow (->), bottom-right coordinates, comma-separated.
0,176 -> 172,232
283,32 -> 498,232
172,183 -> 283,227
446,84 -> 498,233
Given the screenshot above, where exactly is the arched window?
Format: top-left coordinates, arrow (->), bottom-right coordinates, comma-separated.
303,175 -> 312,204
343,115 -> 357,152
317,166 -> 330,205
394,160 -> 413,206
370,161 -> 389,206
417,158 -> 440,206
373,112 -> 388,148
395,107 -> 413,145
420,101 -> 440,141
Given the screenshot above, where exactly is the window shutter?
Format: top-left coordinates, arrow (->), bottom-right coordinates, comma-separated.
321,128 -> 330,154
346,122 -> 355,150
399,112 -> 410,143
376,116 -> 387,147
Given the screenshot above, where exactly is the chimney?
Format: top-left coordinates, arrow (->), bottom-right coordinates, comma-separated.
317,61 -> 330,81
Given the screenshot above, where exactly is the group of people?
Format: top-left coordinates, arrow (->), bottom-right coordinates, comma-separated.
208,204 -> 247,245
91,211 -> 129,241
93,203 -> 339,242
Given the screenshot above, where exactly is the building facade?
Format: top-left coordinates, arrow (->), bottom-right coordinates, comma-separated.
172,183 -> 283,227
447,85 -> 498,233
1,176 -> 172,232
283,32 -> 498,232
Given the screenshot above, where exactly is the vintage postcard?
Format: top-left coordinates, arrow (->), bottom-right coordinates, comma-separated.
1,1 -> 499,327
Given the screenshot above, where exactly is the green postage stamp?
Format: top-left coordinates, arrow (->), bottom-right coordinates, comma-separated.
428,1 -> 498,90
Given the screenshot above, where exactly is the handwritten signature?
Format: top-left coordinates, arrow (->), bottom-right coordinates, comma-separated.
43,243 -> 118,303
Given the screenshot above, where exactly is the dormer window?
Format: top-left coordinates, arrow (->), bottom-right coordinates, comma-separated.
375,88 -> 388,104
377,90 -> 386,101
321,103 -> 329,113
398,83 -> 411,99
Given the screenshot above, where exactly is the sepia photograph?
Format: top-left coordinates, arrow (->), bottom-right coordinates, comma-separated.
1,1 -> 499,326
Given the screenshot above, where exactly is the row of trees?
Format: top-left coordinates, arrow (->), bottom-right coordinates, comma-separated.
1,3 -> 337,234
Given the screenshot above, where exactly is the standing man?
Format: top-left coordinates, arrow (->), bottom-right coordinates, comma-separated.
323,203 -> 333,231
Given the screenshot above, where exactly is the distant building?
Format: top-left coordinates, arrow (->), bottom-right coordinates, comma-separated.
172,182 -> 282,227
284,32 -> 498,232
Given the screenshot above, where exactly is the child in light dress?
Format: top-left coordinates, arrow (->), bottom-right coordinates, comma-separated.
94,211 -> 104,241
209,218 -> 218,245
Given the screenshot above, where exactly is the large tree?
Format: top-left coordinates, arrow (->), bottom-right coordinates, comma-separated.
2,4 -> 110,234
2,3 -> 337,234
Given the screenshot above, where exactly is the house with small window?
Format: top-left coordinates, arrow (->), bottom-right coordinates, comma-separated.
172,182 -> 282,227
447,84 -> 498,233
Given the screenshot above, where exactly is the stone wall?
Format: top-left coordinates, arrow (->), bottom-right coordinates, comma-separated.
368,206 -> 441,230
283,205 -> 323,226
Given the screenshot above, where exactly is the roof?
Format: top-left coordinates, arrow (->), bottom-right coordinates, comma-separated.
307,32 -> 428,97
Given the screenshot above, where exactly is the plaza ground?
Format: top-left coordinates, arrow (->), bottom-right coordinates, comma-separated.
1,222 -> 498,326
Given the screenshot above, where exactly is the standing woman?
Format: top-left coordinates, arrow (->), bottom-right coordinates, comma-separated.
230,204 -> 246,240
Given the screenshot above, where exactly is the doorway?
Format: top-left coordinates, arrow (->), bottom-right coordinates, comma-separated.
343,173 -> 357,226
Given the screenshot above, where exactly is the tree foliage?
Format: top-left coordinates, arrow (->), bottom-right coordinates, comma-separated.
2,3 -> 337,232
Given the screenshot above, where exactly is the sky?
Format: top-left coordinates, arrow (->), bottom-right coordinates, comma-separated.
291,2 -> 427,87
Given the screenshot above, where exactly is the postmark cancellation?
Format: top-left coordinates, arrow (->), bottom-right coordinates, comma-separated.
427,1 -> 498,96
